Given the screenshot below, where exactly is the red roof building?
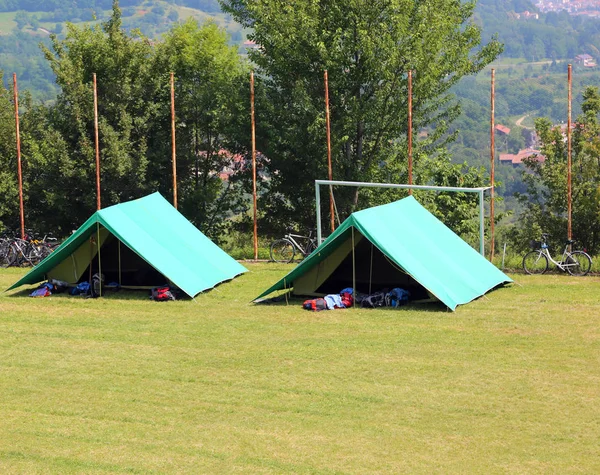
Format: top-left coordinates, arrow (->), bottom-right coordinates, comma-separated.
499,148 -> 545,165
495,124 -> 511,135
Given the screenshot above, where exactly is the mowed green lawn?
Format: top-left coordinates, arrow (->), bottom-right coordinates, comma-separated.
0,264 -> 598,473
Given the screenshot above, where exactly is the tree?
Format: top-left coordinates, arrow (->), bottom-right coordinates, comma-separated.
39,1 -> 159,232
513,86 -> 600,254
29,14 -> 39,30
220,0 -> 503,233
0,71 -> 18,233
151,19 -> 250,239
14,11 -> 29,30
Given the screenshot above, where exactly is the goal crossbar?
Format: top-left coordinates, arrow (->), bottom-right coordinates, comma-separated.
315,179 -> 492,256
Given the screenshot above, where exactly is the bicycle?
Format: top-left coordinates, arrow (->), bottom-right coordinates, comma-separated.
522,233 -> 592,276
270,228 -> 318,263
1,233 -> 59,267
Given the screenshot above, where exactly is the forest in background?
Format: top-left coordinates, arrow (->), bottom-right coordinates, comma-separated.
2,0 -> 600,254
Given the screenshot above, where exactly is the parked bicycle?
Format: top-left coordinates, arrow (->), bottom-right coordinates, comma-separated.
0,232 -> 59,268
270,228 -> 318,263
522,233 -> 592,276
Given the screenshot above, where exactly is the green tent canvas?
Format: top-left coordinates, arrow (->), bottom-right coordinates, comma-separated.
255,196 -> 512,310
8,192 -> 247,297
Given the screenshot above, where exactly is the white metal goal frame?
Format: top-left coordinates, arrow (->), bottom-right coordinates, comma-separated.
315,179 -> 492,256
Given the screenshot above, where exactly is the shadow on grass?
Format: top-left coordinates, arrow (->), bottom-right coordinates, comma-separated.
255,293 -> 450,312
6,287 -> 180,302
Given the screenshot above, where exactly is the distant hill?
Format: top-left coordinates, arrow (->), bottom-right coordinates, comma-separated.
0,1 -> 221,13
0,0 -> 244,101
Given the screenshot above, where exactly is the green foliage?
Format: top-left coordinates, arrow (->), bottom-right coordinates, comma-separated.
476,0 -> 595,61
0,2 -> 249,240
152,18 -> 250,240
513,86 -> 600,254
221,0 -> 502,234
38,2 -> 158,232
0,71 -> 18,233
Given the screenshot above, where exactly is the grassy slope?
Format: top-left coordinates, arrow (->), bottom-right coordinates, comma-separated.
0,264 -> 599,473
0,2 -> 243,37
0,11 -> 15,33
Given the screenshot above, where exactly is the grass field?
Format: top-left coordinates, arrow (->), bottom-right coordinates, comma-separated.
1,264 -> 599,473
0,12 -> 16,34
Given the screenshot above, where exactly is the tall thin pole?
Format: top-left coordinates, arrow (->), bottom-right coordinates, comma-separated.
490,68 -> 496,261
171,72 -> 178,209
250,71 -> 258,260
567,64 -> 572,241
408,70 -> 413,195
13,73 -> 25,240
93,73 -> 101,210
324,70 -> 335,232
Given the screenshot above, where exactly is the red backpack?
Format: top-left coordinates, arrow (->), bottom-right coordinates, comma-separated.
151,286 -> 175,301
303,298 -> 327,311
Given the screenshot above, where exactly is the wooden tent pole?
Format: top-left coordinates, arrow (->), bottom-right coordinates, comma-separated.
93,73 -> 101,210
408,70 -> 413,195
251,71 -> 258,260
13,73 -> 25,240
324,70 -> 335,232
97,222 -> 102,297
118,240 -> 122,286
352,227 -> 356,308
567,64 -> 572,242
171,72 -> 178,209
490,68 -> 496,261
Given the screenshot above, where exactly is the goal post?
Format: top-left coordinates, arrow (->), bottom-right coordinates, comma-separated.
315,180 -> 492,256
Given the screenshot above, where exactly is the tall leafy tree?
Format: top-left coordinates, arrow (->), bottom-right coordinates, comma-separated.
40,1 -> 159,231
514,86 -> 600,253
0,71 -> 18,233
152,19 -> 250,239
221,0 -> 503,232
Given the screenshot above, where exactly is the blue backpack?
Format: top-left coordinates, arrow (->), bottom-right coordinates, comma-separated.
385,288 -> 411,307
70,281 -> 90,296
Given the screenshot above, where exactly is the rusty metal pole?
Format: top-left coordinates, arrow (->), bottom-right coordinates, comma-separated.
171,72 -> 178,209
13,73 -> 25,240
93,73 -> 101,210
567,64 -> 572,242
408,70 -> 413,195
324,70 -> 335,233
490,68 -> 496,261
251,71 -> 258,260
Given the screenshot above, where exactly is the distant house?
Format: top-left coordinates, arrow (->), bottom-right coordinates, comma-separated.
575,54 -> 596,67
242,40 -> 260,50
520,10 -> 540,20
495,124 -> 511,136
499,148 -> 545,166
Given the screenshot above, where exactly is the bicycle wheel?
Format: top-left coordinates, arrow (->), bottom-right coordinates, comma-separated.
304,239 -> 317,257
5,244 -> 19,267
523,250 -> 548,275
0,245 -> 11,268
565,251 -> 592,276
270,239 -> 295,263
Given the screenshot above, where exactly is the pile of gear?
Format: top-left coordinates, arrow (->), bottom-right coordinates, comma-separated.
302,287 -> 410,311
29,274 -> 120,298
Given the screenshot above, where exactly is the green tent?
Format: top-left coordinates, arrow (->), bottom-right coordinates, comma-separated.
8,192 -> 247,297
255,196 -> 512,310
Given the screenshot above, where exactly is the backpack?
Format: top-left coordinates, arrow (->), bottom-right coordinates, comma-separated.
89,273 -> 105,298
70,281 -> 91,296
151,286 -> 176,301
340,292 -> 353,308
303,298 -> 328,311
385,288 -> 411,308
361,291 -> 387,308
30,286 -> 51,298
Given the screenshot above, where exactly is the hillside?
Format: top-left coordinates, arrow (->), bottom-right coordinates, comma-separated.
3,0 -> 600,213
0,0 -> 245,100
